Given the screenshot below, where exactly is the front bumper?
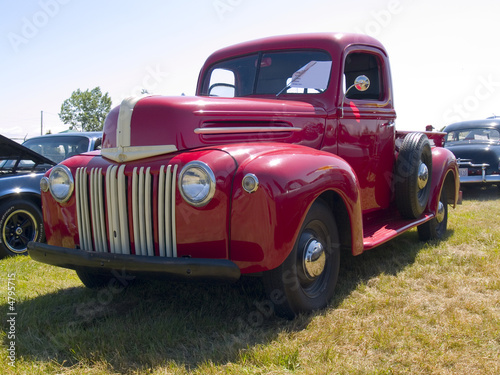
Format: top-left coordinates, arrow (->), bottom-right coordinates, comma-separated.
28,242 -> 241,282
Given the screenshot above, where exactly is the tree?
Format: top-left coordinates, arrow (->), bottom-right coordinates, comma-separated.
59,87 -> 112,132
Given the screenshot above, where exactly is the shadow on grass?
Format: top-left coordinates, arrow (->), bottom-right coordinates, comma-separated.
460,184 -> 500,201
4,230 -> 436,373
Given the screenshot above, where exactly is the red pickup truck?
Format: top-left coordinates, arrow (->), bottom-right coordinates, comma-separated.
29,33 -> 459,318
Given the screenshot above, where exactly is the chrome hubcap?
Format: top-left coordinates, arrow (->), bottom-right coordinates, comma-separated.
418,162 -> 429,190
436,201 -> 445,223
303,239 -> 326,279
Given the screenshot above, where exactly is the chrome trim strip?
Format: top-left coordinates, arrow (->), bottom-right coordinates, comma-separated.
102,144 -> 178,163
194,127 -> 301,134
457,162 -> 490,168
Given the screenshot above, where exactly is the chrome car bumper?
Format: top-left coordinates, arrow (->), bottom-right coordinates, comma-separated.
458,162 -> 500,183
459,174 -> 500,183
28,242 -> 241,282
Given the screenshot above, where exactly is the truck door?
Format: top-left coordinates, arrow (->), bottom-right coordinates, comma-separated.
337,48 -> 396,212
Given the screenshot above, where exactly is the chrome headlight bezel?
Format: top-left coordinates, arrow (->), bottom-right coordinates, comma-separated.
48,165 -> 74,203
178,161 -> 216,207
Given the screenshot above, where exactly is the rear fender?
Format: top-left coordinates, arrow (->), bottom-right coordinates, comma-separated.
428,147 -> 460,212
229,147 -> 363,273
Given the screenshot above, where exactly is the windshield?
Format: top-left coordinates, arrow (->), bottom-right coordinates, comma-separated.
201,50 -> 332,97
445,128 -> 500,144
22,135 -> 90,164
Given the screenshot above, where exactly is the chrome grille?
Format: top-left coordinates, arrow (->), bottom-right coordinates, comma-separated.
75,164 -> 178,256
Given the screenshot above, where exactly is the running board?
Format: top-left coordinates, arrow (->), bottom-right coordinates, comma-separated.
362,209 -> 434,250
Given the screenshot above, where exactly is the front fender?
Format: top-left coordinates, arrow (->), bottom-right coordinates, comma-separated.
428,147 -> 459,212
228,145 -> 362,273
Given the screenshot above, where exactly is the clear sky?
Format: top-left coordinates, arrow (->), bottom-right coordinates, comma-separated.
1,0 -> 499,140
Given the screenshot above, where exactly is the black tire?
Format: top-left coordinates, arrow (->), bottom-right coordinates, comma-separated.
76,269 -> 114,289
262,199 -> 340,319
0,199 -> 44,258
418,186 -> 448,241
395,133 -> 433,219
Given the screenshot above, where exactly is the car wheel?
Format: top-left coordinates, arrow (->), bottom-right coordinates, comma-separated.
263,199 -> 340,319
417,186 -> 448,241
395,133 -> 433,219
0,199 -> 44,258
76,269 -> 115,289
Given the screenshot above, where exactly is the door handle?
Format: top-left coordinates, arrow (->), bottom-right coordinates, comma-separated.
382,121 -> 395,128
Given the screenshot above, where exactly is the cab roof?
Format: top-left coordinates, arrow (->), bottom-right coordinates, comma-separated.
202,32 -> 388,68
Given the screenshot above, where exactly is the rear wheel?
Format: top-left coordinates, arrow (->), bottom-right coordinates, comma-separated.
418,187 -> 448,241
0,199 -> 44,258
263,199 -> 340,319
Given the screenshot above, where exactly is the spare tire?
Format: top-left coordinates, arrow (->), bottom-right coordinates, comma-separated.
395,133 -> 432,219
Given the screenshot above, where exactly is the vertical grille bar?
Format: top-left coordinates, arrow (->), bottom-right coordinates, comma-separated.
171,164 -> 178,257
132,167 -> 154,256
144,167 -> 154,256
75,167 -> 93,251
158,165 -> 166,257
90,168 -> 107,252
106,166 -> 120,253
158,165 -> 177,257
117,165 -> 130,255
131,167 -> 141,255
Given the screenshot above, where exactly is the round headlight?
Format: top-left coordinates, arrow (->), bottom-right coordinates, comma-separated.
48,165 -> 74,203
242,173 -> 259,193
178,161 -> 215,207
40,177 -> 50,192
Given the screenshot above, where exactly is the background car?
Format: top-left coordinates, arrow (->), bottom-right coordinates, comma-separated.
443,118 -> 500,187
0,132 -> 102,257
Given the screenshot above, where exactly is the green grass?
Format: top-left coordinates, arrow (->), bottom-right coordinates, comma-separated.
1,185 -> 500,374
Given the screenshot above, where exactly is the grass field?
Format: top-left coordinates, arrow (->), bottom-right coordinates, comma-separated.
1,186 -> 499,374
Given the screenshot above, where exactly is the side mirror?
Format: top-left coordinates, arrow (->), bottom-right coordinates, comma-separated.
340,75 -> 371,118
353,75 -> 370,92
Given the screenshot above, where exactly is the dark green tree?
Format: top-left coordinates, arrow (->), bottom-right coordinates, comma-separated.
59,87 -> 112,132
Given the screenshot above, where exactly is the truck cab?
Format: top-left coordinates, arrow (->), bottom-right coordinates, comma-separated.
29,33 -> 459,318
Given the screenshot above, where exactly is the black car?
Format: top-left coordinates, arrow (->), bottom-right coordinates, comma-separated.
0,132 -> 102,257
443,118 -> 500,186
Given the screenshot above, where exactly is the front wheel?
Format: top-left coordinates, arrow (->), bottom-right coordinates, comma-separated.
76,269 -> 114,289
0,199 -> 44,258
418,187 -> 448,241
263,199 -> 340,319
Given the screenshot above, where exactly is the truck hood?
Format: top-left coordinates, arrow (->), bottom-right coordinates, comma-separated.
0,134 -> 55,172
101,95 -> 325,162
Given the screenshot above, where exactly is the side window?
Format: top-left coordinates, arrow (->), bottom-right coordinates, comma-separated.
94,138 -> 102,150
344,52 -> 384,100
208,68 -> 236,97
